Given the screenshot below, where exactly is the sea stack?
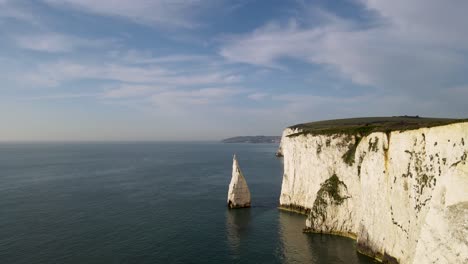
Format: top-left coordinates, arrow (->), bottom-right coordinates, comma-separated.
227,155 -> 251,209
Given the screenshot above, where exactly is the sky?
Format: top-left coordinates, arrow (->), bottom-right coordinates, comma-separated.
1,0 -> 467,141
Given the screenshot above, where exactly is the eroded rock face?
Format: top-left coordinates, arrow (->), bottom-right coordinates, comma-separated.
278,122 -> 468,264
227,155 -> 251,208
412,161 -> 468,264
305,174 -> 353,235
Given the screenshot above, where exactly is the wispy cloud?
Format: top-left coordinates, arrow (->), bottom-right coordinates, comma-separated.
1,0 -> 467,141
21,92 -> 100,101
220,20 -> 322,69
102,84 -> 165,99
21,60 -> 241,87
14,33 -> 116,53
150,87 -> 244,112
0,0 -> 39,25
248,92 -> 268,101
220,0 -> 468,95
114,50 -> 212,65
42,0 -> 217,28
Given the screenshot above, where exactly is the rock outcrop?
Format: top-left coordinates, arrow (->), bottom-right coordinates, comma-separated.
228,155 -> 251,208
278,119 -> 468,264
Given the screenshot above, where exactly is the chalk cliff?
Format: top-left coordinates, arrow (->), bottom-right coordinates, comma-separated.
278,118 -> 468,264
228,155 -> 251,208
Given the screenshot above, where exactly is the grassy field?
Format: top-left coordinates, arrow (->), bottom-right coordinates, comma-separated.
287,116 -> 467,137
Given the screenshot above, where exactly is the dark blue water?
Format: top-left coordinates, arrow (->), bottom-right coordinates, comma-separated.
0,142 -> 376,263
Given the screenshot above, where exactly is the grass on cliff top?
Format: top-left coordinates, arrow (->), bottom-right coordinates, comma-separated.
287,116 -> 467,137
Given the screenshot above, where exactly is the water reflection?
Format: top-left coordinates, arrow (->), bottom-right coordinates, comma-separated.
278,211 -> 377,264
278,211 -> 315,263
225,208 -> 252,255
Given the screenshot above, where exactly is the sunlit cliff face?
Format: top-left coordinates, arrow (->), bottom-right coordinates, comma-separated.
278,122 -> 468,264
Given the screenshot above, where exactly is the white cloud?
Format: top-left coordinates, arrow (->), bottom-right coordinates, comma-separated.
22,60 -> 241,87
43,0 -> 215,28
220,20 -> 322,69
13,33 -> 115,53
248,92 -> 268,101
361,0 -> 468,47
22,92 -> 100,100
102,84 -> 165,98
111,50 -> 212,65
0,0 -> 39,25
150,87 -> 242,109
220,0 -> 468,95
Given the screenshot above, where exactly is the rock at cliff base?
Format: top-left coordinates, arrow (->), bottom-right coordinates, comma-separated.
227,155 -> 251,208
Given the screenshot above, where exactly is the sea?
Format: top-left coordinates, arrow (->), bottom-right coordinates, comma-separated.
0,142 -> 377,264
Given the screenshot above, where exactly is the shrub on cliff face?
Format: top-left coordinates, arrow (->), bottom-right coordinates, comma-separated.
369,137 -> 379,152
342,136 -> 362,166
310,174 -> 349,226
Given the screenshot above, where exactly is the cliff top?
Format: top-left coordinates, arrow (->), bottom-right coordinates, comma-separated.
288,116 -> 467,137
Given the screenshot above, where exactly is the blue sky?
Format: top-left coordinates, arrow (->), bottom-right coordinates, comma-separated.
1,0 -> 467,141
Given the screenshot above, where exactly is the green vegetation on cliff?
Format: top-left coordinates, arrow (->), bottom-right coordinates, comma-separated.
287,116 -> 467,138
311,174 -> 348,223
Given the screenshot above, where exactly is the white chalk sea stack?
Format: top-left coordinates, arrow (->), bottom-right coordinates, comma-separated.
227,155 -> 251,209
277,117 -> 468,264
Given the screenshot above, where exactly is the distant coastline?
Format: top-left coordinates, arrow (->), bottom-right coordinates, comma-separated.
221,136 -> 280,144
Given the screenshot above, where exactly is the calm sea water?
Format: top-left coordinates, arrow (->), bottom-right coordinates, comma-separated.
0,142 -> 376,264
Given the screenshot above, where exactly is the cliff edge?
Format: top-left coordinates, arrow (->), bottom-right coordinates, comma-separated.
278,116 -> 468,264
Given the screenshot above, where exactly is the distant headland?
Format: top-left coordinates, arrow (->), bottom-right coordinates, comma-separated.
221,136 -> 281,144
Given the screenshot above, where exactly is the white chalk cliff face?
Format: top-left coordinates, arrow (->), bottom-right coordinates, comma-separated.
278,122 -> 468,264
228,155 -> 251,208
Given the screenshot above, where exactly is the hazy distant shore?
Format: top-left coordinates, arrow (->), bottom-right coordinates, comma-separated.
221,136 -> 281,144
